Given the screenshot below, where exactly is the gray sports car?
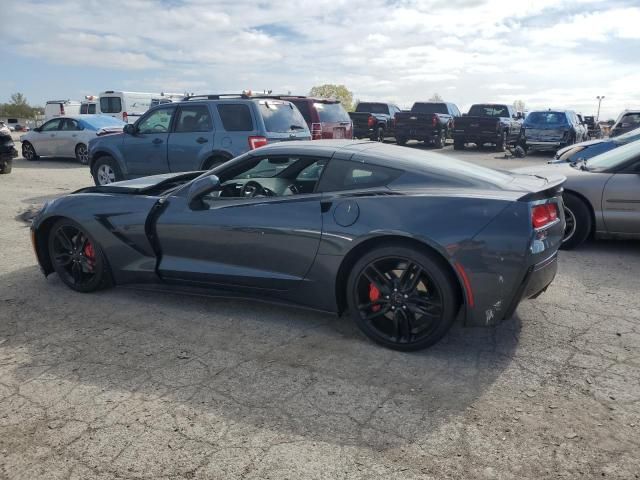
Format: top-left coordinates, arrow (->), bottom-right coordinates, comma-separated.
515,139 -> 640,249
31,141 -> 565,351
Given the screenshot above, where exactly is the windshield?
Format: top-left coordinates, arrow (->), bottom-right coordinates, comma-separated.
614,126 -> 640,144
80,115 -> 126,130
468,105 -> 509,117
411,103 -> 447,114
586,138 -> 640,172
525,112 -> 568,126
356,103 -> 389,115
258,101 -> 308,133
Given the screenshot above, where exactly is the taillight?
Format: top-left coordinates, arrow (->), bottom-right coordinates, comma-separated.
367,115 -> 375,128
432,116 -> 437,127
123,112 -> 128,123
311,123 -> 322,140
248,136 -> 268,150
531,203 -> 558,229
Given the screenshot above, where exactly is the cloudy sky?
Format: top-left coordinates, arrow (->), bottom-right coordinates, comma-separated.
1,0 -> 638,119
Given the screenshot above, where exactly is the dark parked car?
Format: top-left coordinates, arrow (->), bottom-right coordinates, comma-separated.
394,102 -> 461,148
31,140 -> 564,351
610,110 -> 640,137
255,96 -> 352,140
551,126 -> 640,164
582,116 -> 601,139
0,131 -> 18,174
520,110 -> 588,152
88,94 -> 311,185
453,104 -> 523,152
349,102 -> 401,141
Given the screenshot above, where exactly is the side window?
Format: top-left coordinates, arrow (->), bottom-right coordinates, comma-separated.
80,104 -> 88,114
100,97 -> 122,114
88,104 -> 96,114
293,101 -> 312,125
137,108 -> 174,134
60,119 -> 79,131
317,159 -> 403,192
41,119 -> 61,131
175,105 -> 212,133
217,104 -> 254,131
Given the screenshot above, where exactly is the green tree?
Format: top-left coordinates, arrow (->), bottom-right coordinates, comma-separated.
0,92 -> 41,119
429,93 -> 444,102
309,84 -> 354,111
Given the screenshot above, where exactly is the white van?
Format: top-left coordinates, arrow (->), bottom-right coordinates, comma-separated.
98,91 -> 183,123
44,100 -> 82,120
80,95 -> 98,114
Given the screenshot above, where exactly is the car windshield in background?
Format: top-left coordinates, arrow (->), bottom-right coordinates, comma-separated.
618,113 -> 640,128
235,157 -> 302,179
80,116 -> 126,130
356,103 -> 389,114
412,103 -> 447,114
258,101 -> 307,133
315,102 -> 350,123
468,105 -> 509,117
614,126 -> 640,144
99,97 -> 122,114
525,112 -> 568,125
585,139 -> 640,172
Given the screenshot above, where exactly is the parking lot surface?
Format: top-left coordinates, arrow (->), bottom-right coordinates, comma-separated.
1,144 -> 639,479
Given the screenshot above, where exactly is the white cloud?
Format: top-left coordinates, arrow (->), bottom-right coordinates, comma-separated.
0,0 -> 636,118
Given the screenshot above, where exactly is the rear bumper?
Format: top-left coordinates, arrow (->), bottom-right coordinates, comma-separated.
353,127 -> 375,138
453,131 -> 501,143
396,127 -> 441,141
525,140 -> 562,150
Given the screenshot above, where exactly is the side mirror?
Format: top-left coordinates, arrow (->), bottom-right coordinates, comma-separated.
187,175 -> 221,207
34,127 -> 41,133
123,124 -> 135,135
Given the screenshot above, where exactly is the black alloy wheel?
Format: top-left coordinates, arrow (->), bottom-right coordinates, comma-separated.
22,142 -> 37,161
48,219 -> 111,292
347,245 -> 457,351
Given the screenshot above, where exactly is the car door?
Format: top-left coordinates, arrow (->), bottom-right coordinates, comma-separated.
602,160 -> 640,235
32,119 -> 62,156
154,154 -> 328,290
167,104 -> 214,172
122,106 -> 175,176
57,118 -> 82,158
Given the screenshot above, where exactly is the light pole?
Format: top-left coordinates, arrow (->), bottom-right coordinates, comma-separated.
596,95 -> 605,122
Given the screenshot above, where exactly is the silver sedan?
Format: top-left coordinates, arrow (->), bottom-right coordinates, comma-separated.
514,139 -> 640,249
20,115 -> 125,165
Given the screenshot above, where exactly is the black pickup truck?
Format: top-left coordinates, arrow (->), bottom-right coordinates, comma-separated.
394,102 -> 461,148
453,104 -> 523,152
349,102 -> 401,141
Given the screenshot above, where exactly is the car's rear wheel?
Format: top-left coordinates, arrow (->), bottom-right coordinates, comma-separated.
22,142 -> 37,161
48,219 -> 112,293
453,139 -> 464,150
561,193 -> 592,250
371,127 -> 384,142
496,131 -> 508,152
92,156 -> 122,185
75,143 -> 89,165
433,130 -> 446,149
202,155 -> 228,170
347,245 -> 458,351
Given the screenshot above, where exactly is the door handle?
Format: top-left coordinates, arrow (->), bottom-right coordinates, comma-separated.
196,137 -> 208,144
152,138 -> 163,145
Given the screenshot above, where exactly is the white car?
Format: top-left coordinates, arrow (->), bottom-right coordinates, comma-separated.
0,121 -> 11,136
20,115 -> 125,164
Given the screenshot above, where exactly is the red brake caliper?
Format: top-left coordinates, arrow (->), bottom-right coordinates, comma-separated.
369,283 -> 381,312
83,241 -> 95,272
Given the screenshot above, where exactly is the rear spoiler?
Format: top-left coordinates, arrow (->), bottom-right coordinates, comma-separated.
519,175 -> 566,201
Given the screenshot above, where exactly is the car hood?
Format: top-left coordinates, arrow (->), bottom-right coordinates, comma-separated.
76,171 -> 204,195
555,138 -> 604,156
512,162 -> 587,180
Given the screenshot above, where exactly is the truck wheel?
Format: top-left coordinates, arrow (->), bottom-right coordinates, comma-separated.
371,127 -> 384,142
433,130 -> 445,149
0,159 -> 12,174
92,156 -> 123,186
496,131 -> 508,152
453,139 -> 464,150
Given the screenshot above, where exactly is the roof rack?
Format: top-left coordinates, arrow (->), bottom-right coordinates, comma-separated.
182,94 -> 252,101
251,94 -> 308,100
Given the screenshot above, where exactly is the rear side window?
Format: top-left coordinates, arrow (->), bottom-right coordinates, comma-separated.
80,104 -> 88,114
217,104 -> 254,131
258,101 -> 307,133
100,97 -> 122,114
317,159 -> 402,192
175,105 -> 212,133
315,102 -> 350,123
291,100 -> 312,124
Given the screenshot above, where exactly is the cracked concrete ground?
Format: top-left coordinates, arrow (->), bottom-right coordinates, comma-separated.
1,146 -> 639,479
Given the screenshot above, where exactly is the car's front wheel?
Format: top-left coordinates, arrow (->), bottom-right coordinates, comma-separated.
75,143 -> 89,165
347,244 -> 458,351
92,156 -> 123,185
48,218 -> 112,293
22,142 -> 37,161
561,192 -> 592,249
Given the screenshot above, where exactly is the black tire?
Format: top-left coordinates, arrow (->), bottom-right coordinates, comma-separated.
92,155 -> 123,185
453,139 -> 464,150
561,192 -> 592,250
48,218 -> 112,293
396,137 -> 407,146
496,131 -> 508,152
433,130 -> 445,149
75,143 -> 89,165
371,127 -> 384,142
0,159 -> 12,174
202,156 -> 228,170
346,244 -> 458,351
22,141 -> 37,161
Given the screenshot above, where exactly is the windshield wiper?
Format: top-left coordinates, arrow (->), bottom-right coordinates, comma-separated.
289,125 -> 306,130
